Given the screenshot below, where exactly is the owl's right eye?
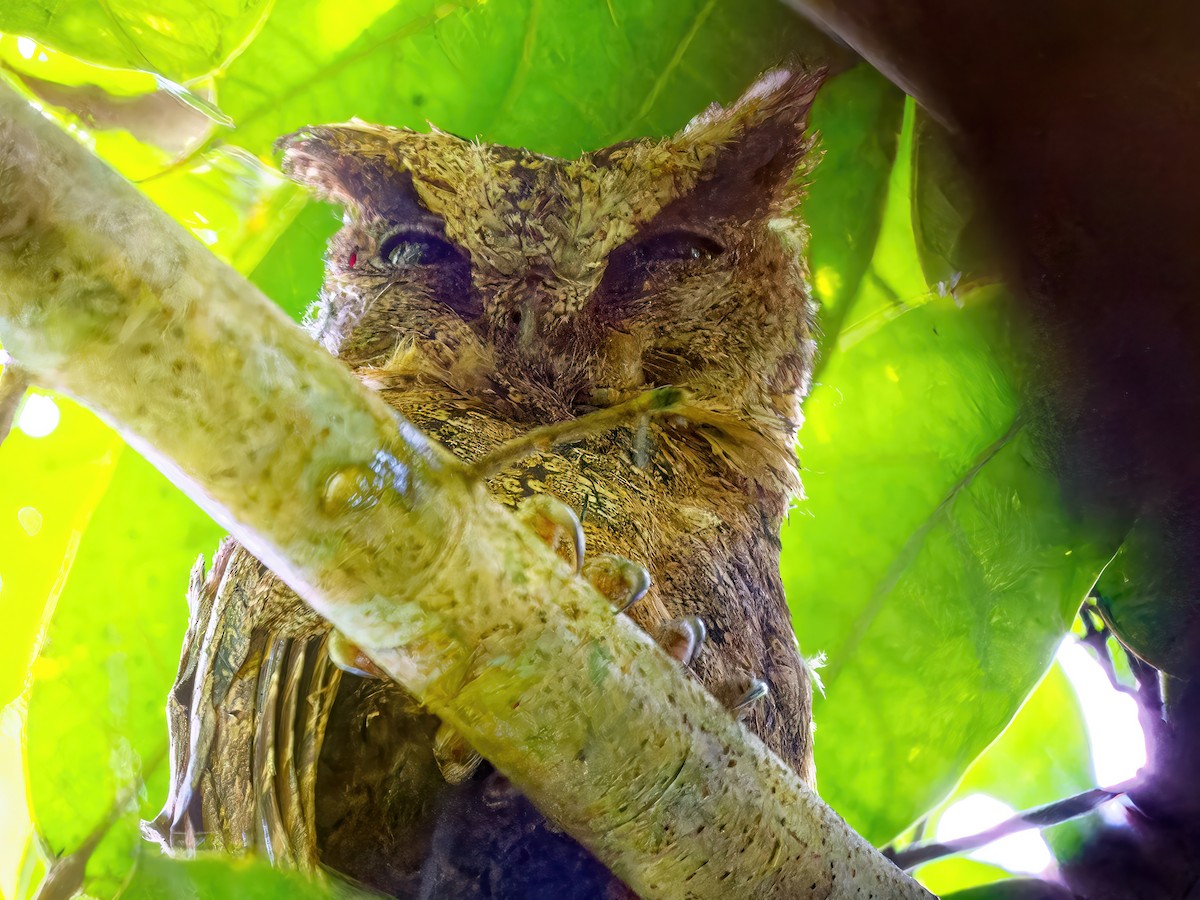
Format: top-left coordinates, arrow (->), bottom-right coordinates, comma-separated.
379,231 -> 460,268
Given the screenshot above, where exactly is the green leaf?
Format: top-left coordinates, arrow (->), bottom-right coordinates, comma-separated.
0,0 -> 271,82
914,859 -> 1012,897
214,0 -> 829,159
918,663 -> 1095,869
910,110 -> 995,291
124,853 -> 367,900
138,146 -> 310,275
802,65 -> 905,339
248,199 -> 341,321
783,96 -> 1115,843
24,451 -> 223,897
783,276 -> 1111,841
1094,520 -> 1199,676
0,395 -> 122,709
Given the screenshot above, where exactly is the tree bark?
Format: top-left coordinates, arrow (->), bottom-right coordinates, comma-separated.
0,84 -> 927,899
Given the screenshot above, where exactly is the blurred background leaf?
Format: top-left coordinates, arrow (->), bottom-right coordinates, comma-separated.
124,853 -> 372,899
23,451 -> 224,896
0,0 -> 272,82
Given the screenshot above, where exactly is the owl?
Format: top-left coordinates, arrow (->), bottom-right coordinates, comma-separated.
145,69 -> 822,899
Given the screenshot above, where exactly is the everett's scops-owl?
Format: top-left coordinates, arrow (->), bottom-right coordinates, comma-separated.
148,69 -> 822,898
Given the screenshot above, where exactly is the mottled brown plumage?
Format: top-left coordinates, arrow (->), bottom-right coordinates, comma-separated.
146,69 -> 822,898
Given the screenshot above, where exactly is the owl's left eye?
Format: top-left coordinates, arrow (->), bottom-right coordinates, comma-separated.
379,231 -> 461,268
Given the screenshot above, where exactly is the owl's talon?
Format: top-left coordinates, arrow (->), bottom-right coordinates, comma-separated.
656,616 -> 707,667
328,629 -> 385,679
516,495 -> 585,573
434,721 -> 484,784
581,554 -> 651,612
732,676 -> 770,713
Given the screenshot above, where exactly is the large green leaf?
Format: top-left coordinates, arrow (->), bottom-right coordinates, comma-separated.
783,283 -> 1105,843
214,0 -> 830,159
781,103 -> 1113,842
801,65 -> 905,344
0,0 -> 271,82
1093,516 -> 1200,676
940,663 -> 1094,860
24,452 -> 223,897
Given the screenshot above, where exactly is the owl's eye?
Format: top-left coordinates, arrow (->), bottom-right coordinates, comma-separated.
594,229 -> 726,314
633,231 -> 725,267
379,231 -> 461,268
376,228 -> 479,318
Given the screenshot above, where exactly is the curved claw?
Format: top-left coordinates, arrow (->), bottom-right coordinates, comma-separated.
656,616 -> 707,667
733,676 -> 770,713
328,629 -> 385,679
581,554 -> 651,612
516,494 -> 585,573
434,721 -> 484,785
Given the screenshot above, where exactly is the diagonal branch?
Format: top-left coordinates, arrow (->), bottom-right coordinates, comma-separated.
0,83 -> 928,900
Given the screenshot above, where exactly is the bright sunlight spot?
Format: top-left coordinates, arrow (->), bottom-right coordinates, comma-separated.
16,393 -> 60,438
17,506 -> 43,536
1057,639 -> 1147,785
16,37 -> 36,59
936,793 -> 1053,874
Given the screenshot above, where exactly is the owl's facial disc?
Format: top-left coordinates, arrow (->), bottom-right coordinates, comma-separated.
280,69 -> 822,424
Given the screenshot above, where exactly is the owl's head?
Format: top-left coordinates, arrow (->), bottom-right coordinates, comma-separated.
279,70 -> 819,470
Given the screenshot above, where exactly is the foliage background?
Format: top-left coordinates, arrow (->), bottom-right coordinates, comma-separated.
0,1 -> 1124,896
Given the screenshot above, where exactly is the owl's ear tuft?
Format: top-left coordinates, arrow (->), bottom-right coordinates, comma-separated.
677,68 -> 825,213
276,123 -> 407,211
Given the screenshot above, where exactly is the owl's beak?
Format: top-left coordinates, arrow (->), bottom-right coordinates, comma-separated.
514,296 -> 540,350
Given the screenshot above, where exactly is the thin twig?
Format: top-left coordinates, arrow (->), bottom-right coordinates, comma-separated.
1081,597 -> 1165,740
889,780 -> 1138,870
467,386 -> 688,480
1080,601 -> 1140,697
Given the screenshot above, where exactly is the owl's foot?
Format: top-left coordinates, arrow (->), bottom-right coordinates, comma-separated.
434,720 -> 484,785
516,494 -> 585,573
328,629 -> 386,679
655,616 -> 707,667
730,675 -> 770,716
581,554 -> 651,612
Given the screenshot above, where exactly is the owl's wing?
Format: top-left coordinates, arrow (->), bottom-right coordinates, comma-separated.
142,539 -> 463,894
141,538 -> 339,870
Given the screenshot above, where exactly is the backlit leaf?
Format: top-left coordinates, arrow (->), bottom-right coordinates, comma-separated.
0,0 -> 271,82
